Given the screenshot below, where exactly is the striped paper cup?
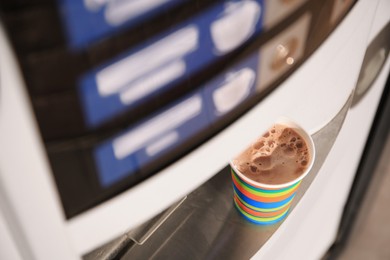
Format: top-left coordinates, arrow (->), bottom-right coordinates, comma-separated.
230,119 -> 315,225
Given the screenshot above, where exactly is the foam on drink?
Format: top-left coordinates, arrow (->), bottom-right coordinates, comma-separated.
232,124 -> 311,185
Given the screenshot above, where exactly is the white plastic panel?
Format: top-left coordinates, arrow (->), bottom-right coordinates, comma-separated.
253,53 -> 390,260
0,25 -> 77,259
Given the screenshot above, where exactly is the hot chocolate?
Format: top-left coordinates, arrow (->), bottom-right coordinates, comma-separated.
232,124 -> 311,185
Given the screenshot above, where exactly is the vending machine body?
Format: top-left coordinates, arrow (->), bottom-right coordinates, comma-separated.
0,0 -> 389,259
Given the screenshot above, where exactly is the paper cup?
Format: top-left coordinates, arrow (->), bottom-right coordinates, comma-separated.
230,119 -> 315,225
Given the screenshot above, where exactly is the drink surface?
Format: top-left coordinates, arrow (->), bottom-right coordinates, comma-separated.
233,124 -> 310,185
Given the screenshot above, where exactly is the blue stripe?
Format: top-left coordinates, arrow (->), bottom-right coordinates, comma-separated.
233,185 -> 296,209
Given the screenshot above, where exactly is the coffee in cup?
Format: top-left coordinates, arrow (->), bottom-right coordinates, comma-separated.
230,119 -> 315,225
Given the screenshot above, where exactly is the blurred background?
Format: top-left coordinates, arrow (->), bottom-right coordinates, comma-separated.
337,132 -> 390,259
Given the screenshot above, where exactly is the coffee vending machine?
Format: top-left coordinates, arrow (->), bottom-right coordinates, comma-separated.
0,0 -> 389,259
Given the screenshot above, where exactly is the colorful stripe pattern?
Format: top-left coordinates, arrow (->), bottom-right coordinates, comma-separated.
231,168 -> 301,225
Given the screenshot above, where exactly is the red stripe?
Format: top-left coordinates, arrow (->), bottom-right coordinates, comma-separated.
232,174 -> 299,202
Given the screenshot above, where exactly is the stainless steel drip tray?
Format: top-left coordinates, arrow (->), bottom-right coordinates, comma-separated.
85,92 -> 353,260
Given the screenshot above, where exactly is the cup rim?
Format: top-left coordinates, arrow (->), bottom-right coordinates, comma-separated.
230,118 -> 316,189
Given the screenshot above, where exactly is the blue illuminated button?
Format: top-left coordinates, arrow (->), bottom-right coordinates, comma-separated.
203,54 -> 259,120
94,91 -> 210,187
79,0 -> 264,127
58,0 -> 188,48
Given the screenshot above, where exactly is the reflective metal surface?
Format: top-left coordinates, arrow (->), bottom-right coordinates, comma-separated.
93,92 -> 354,260
84,197 -> 187,260
127,196 -> 187,245
84,235 -> 131,260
